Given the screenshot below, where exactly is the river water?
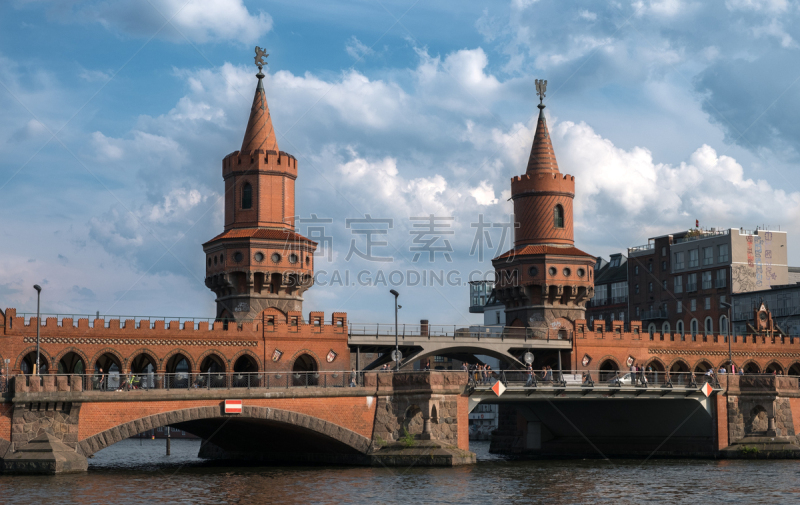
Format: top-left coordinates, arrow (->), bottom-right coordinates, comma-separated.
2,439 -> 799,504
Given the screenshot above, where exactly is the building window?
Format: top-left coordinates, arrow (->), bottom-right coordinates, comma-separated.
634,265 -> 639,275
674,252 -> 685,270
662,261 -> 667,271
687,273 -> 697,292
648,282 -> 653,293
635,284 -> 640,294
705,297 -> 711,310
619,312 -> 625,321
662,280 -> 667,290
635,306 -> 640,317
702,271 -> 712,290
662,321 -> 670,334
689,249 -> 699,268
703,247 -> 713,266
720,295 -> 726,307
718,244 -> 729,263
611,282 -> 627,303
677,301 -> 682,313
594,284 -> 608,305
704,317 -> 713,333
553,205 -> 564,228
662,246 -> 667,257
242,183 -> 253,209
691,318 -> 699,336
675,276 -> 683,294
716,269 -> 726,288
648,263 -> 653,272
677,320 -> 684,335
690,299 -> 697,311
720,315 -> 728,334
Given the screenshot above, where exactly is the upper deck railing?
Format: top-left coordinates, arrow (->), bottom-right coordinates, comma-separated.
348,324 -> 572,342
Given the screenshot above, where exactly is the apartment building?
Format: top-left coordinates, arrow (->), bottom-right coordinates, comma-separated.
585,253 -> 628,328
627,228 -> 788,337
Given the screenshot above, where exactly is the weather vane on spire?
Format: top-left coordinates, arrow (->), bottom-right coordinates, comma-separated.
535,79 -> 547,105
254,46 -> 269,71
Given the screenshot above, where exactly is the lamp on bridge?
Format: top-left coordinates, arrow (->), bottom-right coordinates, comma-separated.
721,301 -> 733,373
33,284 -> 42,376
390,289 -> 400,371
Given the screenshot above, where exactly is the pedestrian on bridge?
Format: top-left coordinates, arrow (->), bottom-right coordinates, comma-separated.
630,363 -> 638,386
350,368 -> 357,387
526,364 -> 533,387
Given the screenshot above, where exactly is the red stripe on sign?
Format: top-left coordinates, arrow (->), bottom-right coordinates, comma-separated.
224,400 -> 242,413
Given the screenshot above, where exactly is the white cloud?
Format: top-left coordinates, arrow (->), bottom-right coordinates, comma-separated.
751,19 -> 797,48
725,0 -> 789,12
470,181 -> 499,205
578,10 -> 598,21
548,120 -> 800,246
78,0 -> 272,44
345,36 -> 373,60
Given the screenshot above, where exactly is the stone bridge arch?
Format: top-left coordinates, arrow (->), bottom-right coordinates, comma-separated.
76,405 -> 372,458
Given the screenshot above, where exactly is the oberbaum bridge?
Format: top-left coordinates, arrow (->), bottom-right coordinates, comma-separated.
3,51 -> 800,474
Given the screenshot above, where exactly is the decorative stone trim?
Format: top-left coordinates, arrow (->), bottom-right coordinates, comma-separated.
649,349 -> 800,358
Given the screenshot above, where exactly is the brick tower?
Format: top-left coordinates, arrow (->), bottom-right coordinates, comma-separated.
203,61 -> 316,322
492,83 -> 595,334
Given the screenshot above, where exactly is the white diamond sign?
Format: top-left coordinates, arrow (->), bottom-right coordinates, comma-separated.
701,382 -> 713,397
492,380 -> 506,397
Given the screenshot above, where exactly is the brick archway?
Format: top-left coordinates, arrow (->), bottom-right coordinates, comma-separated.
89,348 -> 124,372
14,346 -> 53,373
76,405 -> 371,457
126,348 -> 159,372
53,347 -> 90,374
230,349 -> 262,372
162,349 -> 196,372
197,349 -> 228,372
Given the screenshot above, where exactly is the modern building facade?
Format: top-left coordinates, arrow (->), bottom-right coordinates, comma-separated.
627,228 -> 788,338
468,280 -> 494,313
585,253 -> 628,329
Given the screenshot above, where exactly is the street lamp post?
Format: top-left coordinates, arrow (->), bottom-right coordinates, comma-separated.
390,289 -> 399,371
721,301 -> 733,374
33,284 -> 42,375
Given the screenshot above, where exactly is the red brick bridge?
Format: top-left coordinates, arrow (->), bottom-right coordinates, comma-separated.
0,371 -> 472,473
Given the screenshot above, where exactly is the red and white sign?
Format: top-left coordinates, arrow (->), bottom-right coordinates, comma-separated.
701,382 -> 713,397
491,380 -> 506,397
224,400 -> 242,414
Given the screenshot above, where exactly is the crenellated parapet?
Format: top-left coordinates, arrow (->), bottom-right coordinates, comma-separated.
510,172 -> 575,198
222,149 -> 298,180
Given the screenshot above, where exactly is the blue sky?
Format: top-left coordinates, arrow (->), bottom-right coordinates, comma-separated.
2,0 -> 800,326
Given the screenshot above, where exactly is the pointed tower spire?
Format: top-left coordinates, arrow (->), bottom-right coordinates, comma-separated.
526,79 -> 559,173
241,47 -> 278,153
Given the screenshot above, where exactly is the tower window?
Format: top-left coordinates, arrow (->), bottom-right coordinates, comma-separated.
553,205 -> 564,228
242,183 -> 253,209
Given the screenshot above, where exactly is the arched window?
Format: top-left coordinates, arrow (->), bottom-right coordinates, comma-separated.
662,321 -> 671,335
553,205 -> 564,228
242,183 -> 253,209
690,318 -> 699,336
676,320 -> 684,336
648,323 -> 656,338
719,315 -> 728,334
704,317 -> 713,334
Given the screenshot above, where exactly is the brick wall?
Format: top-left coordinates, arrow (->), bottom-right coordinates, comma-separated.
0,308 -> 349,374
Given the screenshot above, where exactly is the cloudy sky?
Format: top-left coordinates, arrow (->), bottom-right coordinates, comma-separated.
2,0 -> 800,326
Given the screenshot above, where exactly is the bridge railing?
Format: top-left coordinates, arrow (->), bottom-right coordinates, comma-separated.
467,369 -> 800,390
348,324 -> 572,341
11,370 -> 463,393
